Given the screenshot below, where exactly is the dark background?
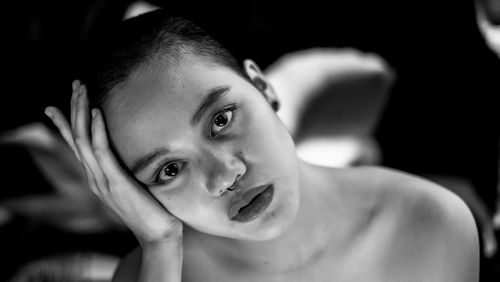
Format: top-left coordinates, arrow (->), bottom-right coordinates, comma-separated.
0,0 -> 499,280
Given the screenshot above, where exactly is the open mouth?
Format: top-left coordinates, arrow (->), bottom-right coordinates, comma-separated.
229,185 -> 274,222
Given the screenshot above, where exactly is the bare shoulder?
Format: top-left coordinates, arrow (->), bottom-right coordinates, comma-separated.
352,166 -> 479,282
112,247 -> 141,282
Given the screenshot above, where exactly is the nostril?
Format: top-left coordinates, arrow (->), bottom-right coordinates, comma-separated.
235,173 -> 243,184
226,174 -> 241,192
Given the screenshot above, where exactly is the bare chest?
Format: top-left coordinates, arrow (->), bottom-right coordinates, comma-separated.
181,238 -> 403,282
181,220 -> 443,282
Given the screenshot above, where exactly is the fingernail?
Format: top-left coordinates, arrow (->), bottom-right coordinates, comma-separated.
72,81 -> 78,91
92,109 -> 97,119
44,108 -> 52,118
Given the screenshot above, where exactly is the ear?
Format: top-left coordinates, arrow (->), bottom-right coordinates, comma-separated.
243,59 -> 280,111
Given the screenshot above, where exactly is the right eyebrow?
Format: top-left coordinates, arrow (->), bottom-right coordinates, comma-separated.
191,86 -> 230,126
131,148 -> 170,176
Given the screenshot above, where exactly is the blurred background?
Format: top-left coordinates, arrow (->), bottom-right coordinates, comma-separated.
0,0 -> 499,281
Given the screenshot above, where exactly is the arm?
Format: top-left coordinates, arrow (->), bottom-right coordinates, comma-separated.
113,238 -> 183,282
138,238 -> 183,282
46,81 -> 183,282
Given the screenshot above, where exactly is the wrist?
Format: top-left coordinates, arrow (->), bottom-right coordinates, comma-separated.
137,223 -> 183,247
137,227 -> 184,282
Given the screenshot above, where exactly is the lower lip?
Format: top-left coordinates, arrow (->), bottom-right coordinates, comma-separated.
232,186 -> 274,222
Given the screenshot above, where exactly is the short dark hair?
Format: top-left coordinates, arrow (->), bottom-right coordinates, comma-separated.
83,9 -> 246,107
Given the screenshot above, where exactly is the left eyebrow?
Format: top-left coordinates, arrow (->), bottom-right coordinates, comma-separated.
191,86 -> 231,126
131,148 -> 170,176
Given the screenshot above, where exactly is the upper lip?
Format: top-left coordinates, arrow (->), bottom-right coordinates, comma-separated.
228,184 -> 271,219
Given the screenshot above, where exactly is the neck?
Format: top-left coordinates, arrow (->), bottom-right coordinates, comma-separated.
185,161 -> 339,274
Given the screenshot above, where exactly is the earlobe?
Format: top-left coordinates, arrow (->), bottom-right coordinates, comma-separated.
243,59 -> 280,111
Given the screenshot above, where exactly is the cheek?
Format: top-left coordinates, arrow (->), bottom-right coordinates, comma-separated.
243,111 -> 296,162
152,184 -> 214,224
151,187 -> 194,217
246,112 -> 300,187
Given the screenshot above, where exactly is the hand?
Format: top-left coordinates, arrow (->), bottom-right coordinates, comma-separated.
45,81 -> 182,245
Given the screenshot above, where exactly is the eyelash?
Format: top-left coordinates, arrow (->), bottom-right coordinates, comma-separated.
210,104 -> 238,137
151,104 -> 239,185
153,160 -> 185,185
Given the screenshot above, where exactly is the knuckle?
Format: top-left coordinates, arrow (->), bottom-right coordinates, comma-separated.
73,135 -> 87,147
92,182 -> 111,196
92,146 -> 106,158
88,184 -> 100,194
101,176 -> 110,188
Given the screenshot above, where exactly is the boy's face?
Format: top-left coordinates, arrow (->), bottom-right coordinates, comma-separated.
103,55 -> 300,240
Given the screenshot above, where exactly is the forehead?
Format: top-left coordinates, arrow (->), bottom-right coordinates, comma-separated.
102,56 -> 248,167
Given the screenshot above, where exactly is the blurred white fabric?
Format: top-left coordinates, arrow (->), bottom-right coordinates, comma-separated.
476,0 -> 500,58
265,48 -> 394,167
123,1 -> 161,20
9,252 -> 119,282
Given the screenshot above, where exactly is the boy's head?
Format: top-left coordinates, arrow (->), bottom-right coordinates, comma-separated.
83,10 -> 301,241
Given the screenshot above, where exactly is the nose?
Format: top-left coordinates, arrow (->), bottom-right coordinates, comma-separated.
204,150 -> 246,197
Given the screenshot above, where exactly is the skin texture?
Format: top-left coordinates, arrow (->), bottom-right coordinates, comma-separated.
45,53 -> 479,282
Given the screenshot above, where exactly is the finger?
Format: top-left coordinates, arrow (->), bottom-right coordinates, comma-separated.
74,84 -> 91,143
70,80 -> 80,130
46,106 -> 100,194
73,84 -> 109,184
45,106 -> 100,193
44,106 -> 81,161
91,108 -> 130,184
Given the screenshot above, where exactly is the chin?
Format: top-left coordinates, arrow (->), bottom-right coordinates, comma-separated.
248,223 -> 289,241
241,194 -> 300,241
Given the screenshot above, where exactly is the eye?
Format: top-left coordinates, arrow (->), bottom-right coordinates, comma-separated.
156,161 -> 185,183
211,107 -> 235,136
